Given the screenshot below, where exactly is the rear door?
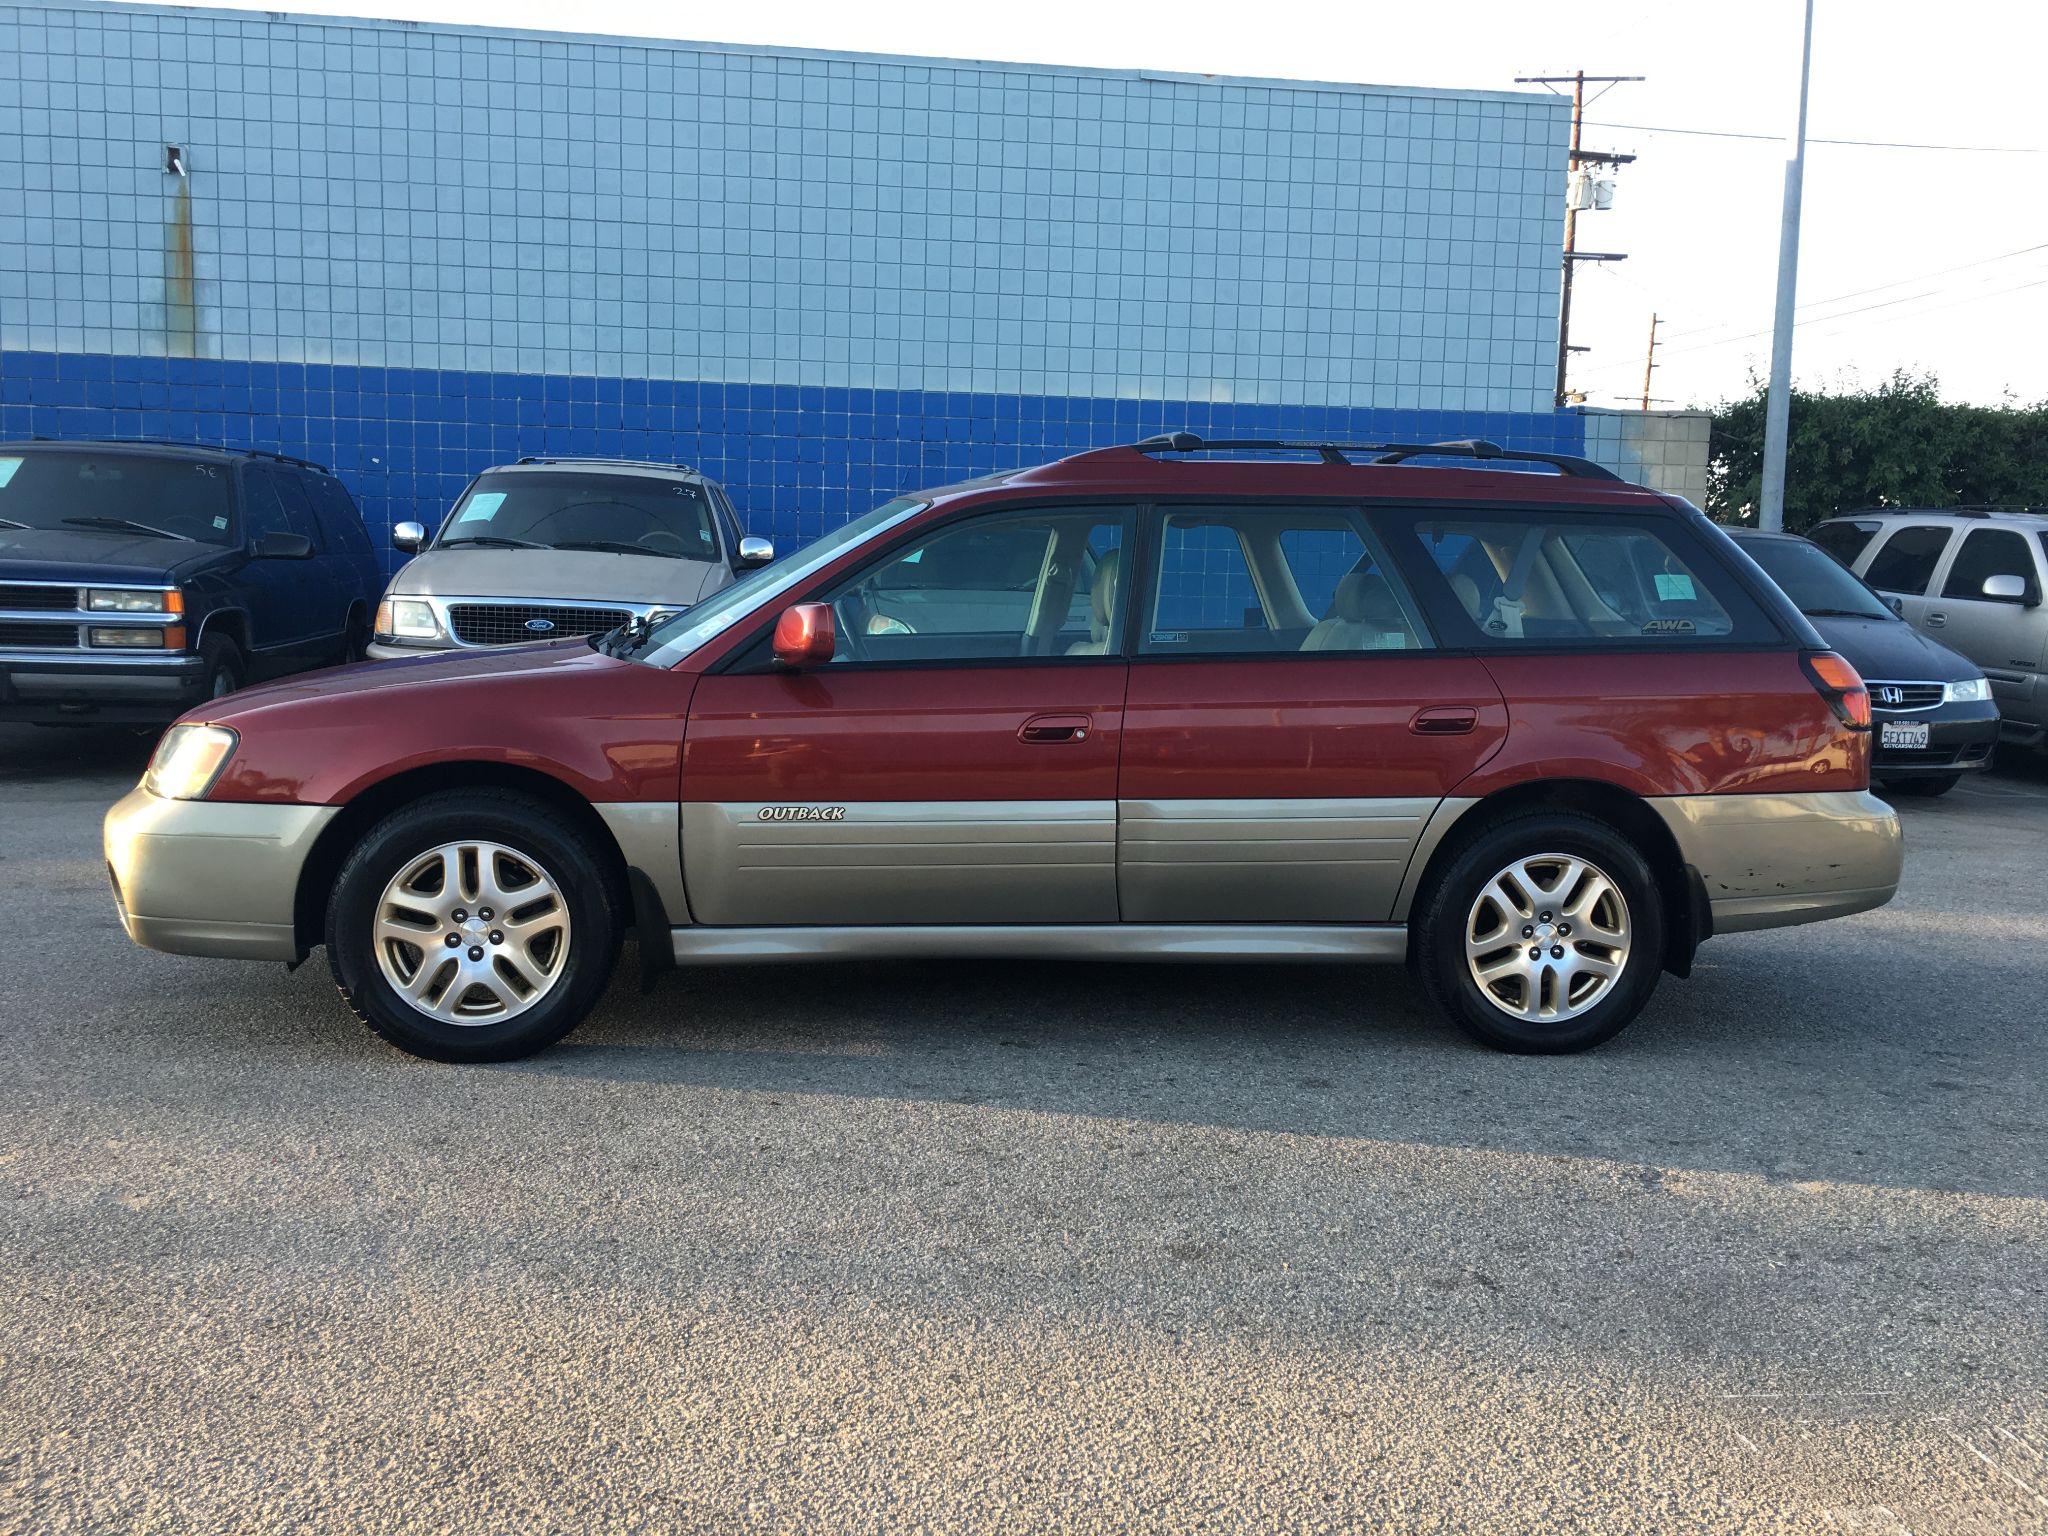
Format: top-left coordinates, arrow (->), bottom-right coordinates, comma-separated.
680,503 -> 1135,925
1117,503 -> 1507,923
1856,522 -> 1954,630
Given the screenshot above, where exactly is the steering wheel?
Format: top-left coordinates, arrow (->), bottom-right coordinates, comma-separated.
638,529 -> 691,555
829,591 -> 870,662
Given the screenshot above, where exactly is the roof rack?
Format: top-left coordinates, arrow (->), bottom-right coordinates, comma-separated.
514,455 -> 699,473
1130,432 -> 1622,481
1857,505 -> 2045,518
24,435 -> 332,473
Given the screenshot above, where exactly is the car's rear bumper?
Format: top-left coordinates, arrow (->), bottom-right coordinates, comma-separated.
1650,789 -> 1903,935
1872,700 -> 1999,779
104,787 -> 338,961
1,650 -> 209,723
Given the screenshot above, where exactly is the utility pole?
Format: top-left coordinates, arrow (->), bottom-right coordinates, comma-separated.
1641,313 -> 1659,411
1517,72 -> 1643,407
1758,0 -> 1816,531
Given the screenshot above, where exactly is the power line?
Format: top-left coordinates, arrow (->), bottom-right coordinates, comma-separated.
1584,119 -> 2041,154
1653,239 -> 2048,344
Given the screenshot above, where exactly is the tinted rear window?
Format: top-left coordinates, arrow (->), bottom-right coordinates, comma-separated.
1862,524 -> 1953,594
1394,511 -> 1776,645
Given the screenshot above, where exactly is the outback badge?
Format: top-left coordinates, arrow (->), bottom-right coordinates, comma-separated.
757,805 -> 847,822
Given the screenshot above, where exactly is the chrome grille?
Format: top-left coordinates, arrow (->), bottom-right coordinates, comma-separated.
0,584 -> 82,611
0,620 -> 78,648
1866,681 -> 1945,712
447,603 -> 632,646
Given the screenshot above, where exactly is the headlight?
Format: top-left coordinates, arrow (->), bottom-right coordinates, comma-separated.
90,587 -> 180,613
89,626 -> 167,648
1946,677 -> 1992,703
374,597 -> 443,641
143,724 -> 239,801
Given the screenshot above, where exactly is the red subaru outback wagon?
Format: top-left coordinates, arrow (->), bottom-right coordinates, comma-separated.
105,436 -> 1902,1062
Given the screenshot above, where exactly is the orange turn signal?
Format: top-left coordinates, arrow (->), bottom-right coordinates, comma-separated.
1802,650 -> 1871,730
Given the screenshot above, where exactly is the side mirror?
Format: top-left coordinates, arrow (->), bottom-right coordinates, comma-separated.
254,530 -> 314,560
736,535 -> 775,570
392,521 -> 427,554
1982,572 -> 2034,605
771,603 -> 835,669
1885,594 -> 1904,616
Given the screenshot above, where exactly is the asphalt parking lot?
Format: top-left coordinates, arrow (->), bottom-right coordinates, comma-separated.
3,726 -> 2046,1535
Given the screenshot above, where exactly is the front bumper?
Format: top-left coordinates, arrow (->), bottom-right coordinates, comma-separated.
1651,789 -> 1903,935
104,786 -> 339,961
1,650 -> 209,724
1871,700 -> 2000,780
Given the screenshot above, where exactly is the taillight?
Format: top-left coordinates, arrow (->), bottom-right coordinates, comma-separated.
1802,650 -> 1871,730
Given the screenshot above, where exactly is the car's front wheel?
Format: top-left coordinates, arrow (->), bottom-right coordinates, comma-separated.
1415,811 -> 1665,1054
325,790 -> 621,1062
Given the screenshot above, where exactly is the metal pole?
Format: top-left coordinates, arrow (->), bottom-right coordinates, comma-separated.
1554,70 -> 1585,407
1759,0 -> 1815,531
1641,312 -> 1658,411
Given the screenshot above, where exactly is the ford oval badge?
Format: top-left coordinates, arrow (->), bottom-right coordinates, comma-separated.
524,618 -> 556,633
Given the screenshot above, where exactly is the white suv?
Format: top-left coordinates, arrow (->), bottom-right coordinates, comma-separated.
1812,509 -> 2048,749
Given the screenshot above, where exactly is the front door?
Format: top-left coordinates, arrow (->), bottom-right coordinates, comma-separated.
1926,524 -> 2048,716
1118,504 -> 1508,922
680,504 -> 1134,926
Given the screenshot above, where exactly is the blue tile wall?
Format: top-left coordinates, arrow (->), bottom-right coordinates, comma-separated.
2,1 -> 1584,567
1,348 -> 1586,572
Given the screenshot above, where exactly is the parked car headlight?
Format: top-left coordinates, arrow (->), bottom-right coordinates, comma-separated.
374,597 -> 443,642
1946,677 -> 1992,703
143,724 -> 239,801
89,587 -> 179,613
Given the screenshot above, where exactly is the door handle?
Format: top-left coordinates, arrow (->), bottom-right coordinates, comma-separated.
1019,713 -> 1091,744
1410,705 -> 1478,736
1926,612 -> 1947,627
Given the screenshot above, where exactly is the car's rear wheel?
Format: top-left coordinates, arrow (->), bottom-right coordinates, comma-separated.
325,790 -> 620,1062
1884,773 -> 1961,798
1415,811 -> 1665,1054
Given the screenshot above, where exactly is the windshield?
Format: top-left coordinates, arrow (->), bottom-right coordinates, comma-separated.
633,497 -> 928,666
1741,535 -> 1895,620
0,450 -> 235,544
438,470 -> 719,561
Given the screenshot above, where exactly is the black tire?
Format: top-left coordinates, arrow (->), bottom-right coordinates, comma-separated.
1885,774 -> 1961,798
198,634 -> 243,702
1414,810 -> 1666,1054
340,605 -> 371,663
324,789 -> 621,1063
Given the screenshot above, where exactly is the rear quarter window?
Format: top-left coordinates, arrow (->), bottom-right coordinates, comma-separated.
1390,510 -> 1779,646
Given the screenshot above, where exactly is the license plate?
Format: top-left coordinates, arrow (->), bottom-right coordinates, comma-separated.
1881,720 -> 1930,750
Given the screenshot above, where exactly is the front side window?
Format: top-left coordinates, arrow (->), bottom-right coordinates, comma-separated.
440,471 -> 720,562
821,506 -> 1132,663
0,450 -> 235,545
1941,527 -> 2041,602
1862,524 -> 1953,595
1403,514 -> 1767,643
1142,507 -> 1429,656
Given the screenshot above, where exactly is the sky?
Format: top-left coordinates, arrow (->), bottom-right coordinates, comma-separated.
158,0 -> 2048,411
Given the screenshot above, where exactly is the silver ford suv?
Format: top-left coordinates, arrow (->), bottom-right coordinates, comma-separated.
368,458 -> 772,658
1812,508 -> 2048,750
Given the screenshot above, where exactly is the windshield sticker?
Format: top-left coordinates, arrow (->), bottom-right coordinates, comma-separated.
1643,618 -> 1697,635
212,516 -> 228,530
1653,572 -> 1696,602
454,491 -> 507,524
0,457 -> 21,488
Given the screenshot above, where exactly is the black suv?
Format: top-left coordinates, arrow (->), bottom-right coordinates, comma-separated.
0,441 -> 384,724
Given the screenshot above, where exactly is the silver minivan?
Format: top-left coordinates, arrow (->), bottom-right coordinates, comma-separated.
368,458 -> 772,659
1812,508 -> 2048,749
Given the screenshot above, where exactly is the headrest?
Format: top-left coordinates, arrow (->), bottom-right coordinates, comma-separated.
1331,569 -> 1403,627
1092,547 -> 1121,627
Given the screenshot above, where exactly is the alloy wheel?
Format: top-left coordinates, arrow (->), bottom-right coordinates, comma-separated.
1464,852 -> 1631,1023
372,841 -> 572,1023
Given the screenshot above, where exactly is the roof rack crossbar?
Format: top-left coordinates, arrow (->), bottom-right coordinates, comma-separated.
514,455 -> 699,473
1130,432 -> 1622,481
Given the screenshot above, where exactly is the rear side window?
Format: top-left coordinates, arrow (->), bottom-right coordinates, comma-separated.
1942,527 -> 2042,602
1862,525 -> 1953,595
1397,513 -> 1773,644
1809,519 -> 1881,565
